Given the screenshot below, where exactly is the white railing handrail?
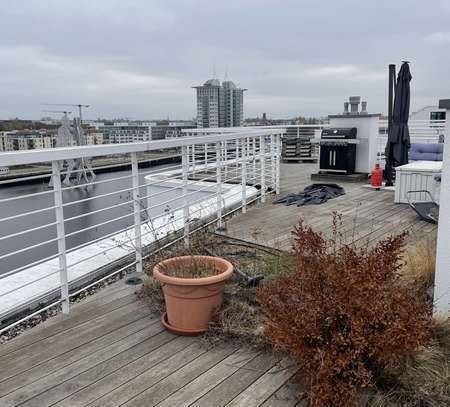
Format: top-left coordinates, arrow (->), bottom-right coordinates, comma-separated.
379,119 -> 446,124
183,124 -> 326,134
0,128 -> 284,167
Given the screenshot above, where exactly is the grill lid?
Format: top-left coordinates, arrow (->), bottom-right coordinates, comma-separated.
321,128 -> 357,139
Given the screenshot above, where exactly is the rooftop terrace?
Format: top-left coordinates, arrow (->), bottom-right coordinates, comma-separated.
0,161 -> 438,407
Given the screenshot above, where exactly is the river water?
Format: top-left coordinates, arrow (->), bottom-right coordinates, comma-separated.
0,166 -> 213,275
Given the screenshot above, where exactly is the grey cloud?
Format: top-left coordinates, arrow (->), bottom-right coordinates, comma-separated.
0,0 -> 449,119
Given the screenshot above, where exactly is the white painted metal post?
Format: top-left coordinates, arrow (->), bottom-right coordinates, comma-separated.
182,145 -> 190,246
216,142 -> 223,229
241,137 -> 247,213
224,142 -> 228,180
270,134 -> 276,190
260,135 -> 266,203
52,161 -> 69,315
204,143 -> 208,166
276,134 -> 281,194
189,145 -> 195,174
434,102 -> 450,315
131,153 -> 143,274
252,137 -> 257,184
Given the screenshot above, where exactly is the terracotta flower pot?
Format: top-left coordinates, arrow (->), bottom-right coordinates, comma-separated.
153,255 -> 233,335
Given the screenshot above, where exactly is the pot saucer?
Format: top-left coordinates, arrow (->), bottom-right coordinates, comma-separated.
160,312 -> 206,336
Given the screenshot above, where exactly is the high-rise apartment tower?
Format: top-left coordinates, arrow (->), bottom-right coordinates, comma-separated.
193,77 -> 246,128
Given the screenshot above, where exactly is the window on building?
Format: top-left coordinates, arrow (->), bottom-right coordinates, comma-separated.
430,111 -> 446,121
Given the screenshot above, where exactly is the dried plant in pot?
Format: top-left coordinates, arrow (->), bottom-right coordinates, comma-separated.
153,255 -> 233,335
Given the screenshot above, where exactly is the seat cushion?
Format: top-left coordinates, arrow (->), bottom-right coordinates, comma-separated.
410,143 -> 443,161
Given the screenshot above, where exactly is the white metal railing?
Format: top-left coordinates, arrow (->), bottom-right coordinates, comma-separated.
377,119 -> 446,164
184,120 -> 446,165
184,125 -> 328,160
0,129 -> 284,333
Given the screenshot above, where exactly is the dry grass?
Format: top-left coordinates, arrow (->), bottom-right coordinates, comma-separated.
366,238 -> 448,407
367,317 -> 450,407
401,238 -> 436,295
202,276 -> 270,348
158,257 -> 223,278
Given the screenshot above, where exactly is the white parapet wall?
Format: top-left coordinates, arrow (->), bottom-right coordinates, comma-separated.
434,99 -> 450,315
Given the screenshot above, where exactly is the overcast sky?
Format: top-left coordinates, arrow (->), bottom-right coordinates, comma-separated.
0,0 -> 449,120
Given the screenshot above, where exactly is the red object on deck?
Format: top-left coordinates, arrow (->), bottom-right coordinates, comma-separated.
371,163 -> 382,189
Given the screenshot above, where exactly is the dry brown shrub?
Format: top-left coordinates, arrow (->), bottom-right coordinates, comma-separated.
257,216 -> 432,407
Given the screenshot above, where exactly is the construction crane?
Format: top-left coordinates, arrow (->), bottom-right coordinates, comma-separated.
41,110 -> 72,115
41,103 -> 89,123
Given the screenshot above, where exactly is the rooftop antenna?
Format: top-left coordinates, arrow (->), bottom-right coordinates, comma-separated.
224,66 -> 229,81
213,62 -> 217,79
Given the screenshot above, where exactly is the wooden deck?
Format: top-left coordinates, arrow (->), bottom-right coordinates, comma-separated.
0,280 -> 301,407
0,162 -> 437,407
226,163 -> 437,249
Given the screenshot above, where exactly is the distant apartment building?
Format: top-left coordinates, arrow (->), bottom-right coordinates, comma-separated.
0,130 -> 55,151
0,133 -> 14,151
151,121 -> 196,140
193,77 -> 246,128
97,123 -> 151,143
85,130 -> 104,145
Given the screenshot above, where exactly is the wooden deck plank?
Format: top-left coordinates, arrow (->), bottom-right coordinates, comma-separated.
156,348 -> 259,407
119,346 -> 237,407
225,358 -> 297,407
2,327 -> 172,407
0,315 -> 155,398
191,353 -> 279,407
0,291 -> 139,358
260,381 -> 303,407
87,341 -> 210,407
0,300 -> 149,379
55,337 -> 200,407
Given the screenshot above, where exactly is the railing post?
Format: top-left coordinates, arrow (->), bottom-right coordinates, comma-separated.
189,145 -> 195,174
270,134 -> 276,190
276,133 -> 281,194
204,143 -> 208,167
241,137 -> 247,213
260,135 -> 266,203
182,145 -> 190,246
252,137 -> 257,185
224,142 -> 228,180
52,161 -> 69,315
131,153 -> 143,274
434,102 -> 450,315
216,141 -> 223,229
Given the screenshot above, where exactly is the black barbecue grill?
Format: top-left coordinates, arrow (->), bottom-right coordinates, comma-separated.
319,128 -> 357,174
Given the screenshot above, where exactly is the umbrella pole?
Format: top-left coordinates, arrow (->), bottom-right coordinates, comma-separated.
384,64 -> 396,186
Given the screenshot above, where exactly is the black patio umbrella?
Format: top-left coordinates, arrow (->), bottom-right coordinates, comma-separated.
384,62 -> 412,185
